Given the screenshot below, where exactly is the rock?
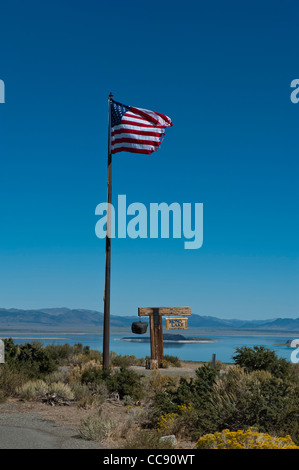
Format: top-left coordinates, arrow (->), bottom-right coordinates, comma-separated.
160,435 -> 177,447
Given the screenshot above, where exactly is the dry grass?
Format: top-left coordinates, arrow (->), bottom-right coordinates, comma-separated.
16,380 -> 48,400
78,408 -> 115,441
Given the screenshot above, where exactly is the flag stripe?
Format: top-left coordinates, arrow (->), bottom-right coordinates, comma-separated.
129,106 -> 159,126
122,116 -> 153,126
112,128 -> 164,138
112,147 -> 154,155
111,137 -> 161,147
112,124 -> 165,133
111,133 -> 161,143
124,112 -> 148,121
112,142 -> 156,150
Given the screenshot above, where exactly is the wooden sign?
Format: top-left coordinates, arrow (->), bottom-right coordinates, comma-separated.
166,317 -> 188,330
138,307 -> 191,369
138,307 -> 191,317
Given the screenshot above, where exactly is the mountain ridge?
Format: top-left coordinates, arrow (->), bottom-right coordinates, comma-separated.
0,308 -> 298,333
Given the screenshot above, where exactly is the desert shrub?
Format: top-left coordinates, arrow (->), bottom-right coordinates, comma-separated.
157,403 -> 196,439
48,382 -> 74,400
88,381 -> 109,400
72,382 -> 109,408
162,355 -> 181,368
211,366 -> 299,444
208,359 -> 223,370
45,343 -> 98,365
81,367 -> 115,387
152,365 -> 218,437
16,380 -> 48,400
81,366 -> 144,401
139,349 -> 299,445
80,360 -> 103,373
113,368 -> 144,400
72,383 -> 96,408
196,428 -> 299,449
87,349 -> 102,362
44,344 -> 73,363
0,389 -> 6,403
110,404 -> 150,440
64,353 -> 90,367
73,343 -> 86,354
160,360 -> 170,369
122,430 -> 176,449
152,361 -> 299,443
233,346 -> 292,379
142,371 -> 175,399
154,365 -> 218,413
78,409 -> 115,441
109,352 -> 143,368
0,363 -> 27,397
44,369 -> 68,385
3,338 -> 19,360
19,342 -> 57,377
4,339 -> 57,378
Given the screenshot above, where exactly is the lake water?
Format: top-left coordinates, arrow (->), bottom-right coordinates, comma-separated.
1,333 -> 298,363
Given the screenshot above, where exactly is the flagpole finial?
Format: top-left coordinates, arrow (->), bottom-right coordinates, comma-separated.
108,92 -> 113,102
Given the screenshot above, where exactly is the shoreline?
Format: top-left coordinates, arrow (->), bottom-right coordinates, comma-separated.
115,338 -> 217,344
0,328 -> 298,336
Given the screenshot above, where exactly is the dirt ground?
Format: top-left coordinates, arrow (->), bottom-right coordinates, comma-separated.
0,362 -> 220,449
131,361 -> 204,374
0,397 -> 194,449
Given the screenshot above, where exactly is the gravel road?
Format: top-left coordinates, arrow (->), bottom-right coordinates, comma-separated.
0,412 -> 105,449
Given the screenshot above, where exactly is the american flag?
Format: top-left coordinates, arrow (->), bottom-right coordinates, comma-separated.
110,99 -> 173,155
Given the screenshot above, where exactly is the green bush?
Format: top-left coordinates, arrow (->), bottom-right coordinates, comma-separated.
44,343 -> 73,363
113,367 -> 144,400
44,343 -> 98,365
211,366 -> 299,442
0,363 -> 27,398
232,346 -> 292,379
4,339 -> 57,378
81,366 -> 144,401
152,365 -> 218,437
81,367 -> 114,386
151,357 -> 299,444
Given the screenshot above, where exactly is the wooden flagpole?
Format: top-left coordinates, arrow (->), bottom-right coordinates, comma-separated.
103,92 -> 113,369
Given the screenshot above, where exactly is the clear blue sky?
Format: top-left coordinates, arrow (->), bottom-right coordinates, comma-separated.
0,0 -> 298,320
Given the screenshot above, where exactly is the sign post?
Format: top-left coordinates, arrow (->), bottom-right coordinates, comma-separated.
138,307 -> 191,369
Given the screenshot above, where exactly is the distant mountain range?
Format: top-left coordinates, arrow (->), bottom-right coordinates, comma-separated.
0,308 -> 298,334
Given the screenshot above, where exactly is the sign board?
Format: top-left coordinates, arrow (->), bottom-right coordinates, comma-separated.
138,307 -> 191,317
166,317 -> 188,330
